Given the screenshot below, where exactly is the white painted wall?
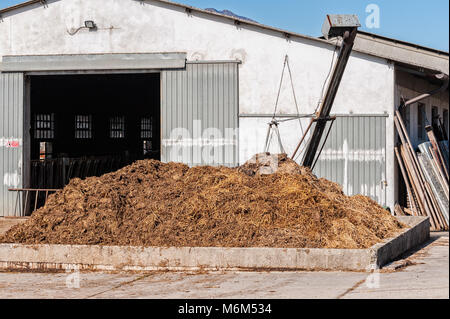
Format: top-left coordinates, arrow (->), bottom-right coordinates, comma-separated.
0,0 -> 393,114
0,0 -> 397,207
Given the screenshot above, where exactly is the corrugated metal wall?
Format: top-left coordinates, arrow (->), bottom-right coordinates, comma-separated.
161,62 -> 239,167
0,73 -> 24,217
313,115 -> 387,206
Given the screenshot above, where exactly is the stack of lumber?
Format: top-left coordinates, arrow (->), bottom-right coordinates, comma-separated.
418,142 -> 449,222
394,110 -> 449,231
439,141 -> 449,167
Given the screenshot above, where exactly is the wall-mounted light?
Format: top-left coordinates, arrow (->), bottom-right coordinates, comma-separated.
67,20 -> 113,36
84,20 -> 97,30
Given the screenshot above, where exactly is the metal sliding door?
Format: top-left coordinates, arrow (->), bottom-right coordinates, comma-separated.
313,115 -> 387,206
161,62 -> 239,167
0,72 -> 24,216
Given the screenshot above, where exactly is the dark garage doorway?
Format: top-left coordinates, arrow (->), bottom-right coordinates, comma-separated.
27,72 -> 160,209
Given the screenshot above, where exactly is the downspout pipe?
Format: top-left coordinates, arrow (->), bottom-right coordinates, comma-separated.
400,73 -> 449,109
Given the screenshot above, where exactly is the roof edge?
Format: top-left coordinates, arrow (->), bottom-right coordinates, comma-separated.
1,0 -> 448,65
358,31 -> 449,57
0,0 -> 336,47
141,0 -> 330,45
0,0 -> 44,15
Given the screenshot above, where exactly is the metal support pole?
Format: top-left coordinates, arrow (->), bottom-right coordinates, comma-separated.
301,27 -> 358,167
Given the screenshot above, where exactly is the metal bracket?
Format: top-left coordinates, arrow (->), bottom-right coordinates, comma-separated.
268,119 -> 280,127
313,115 -> 337,122
264,120 -> 286,154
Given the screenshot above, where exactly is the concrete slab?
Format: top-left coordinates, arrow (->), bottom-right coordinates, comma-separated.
343,232 -> 449,299
0,272 -> 141,299
0,216 -> 430,272
90,271 -> 370,299
0,232 -> 446,299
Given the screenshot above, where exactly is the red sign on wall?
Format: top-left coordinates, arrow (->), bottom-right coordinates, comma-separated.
7,141 -> 20,148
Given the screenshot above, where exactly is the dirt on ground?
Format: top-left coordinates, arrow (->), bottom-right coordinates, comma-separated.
0,153 -> 405,249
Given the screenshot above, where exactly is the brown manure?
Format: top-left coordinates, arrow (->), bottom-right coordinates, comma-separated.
0,157 -> 405,248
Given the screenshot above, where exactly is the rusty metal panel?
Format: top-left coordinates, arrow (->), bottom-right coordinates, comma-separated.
161,62 -> 239,167
313,115 -> 387,206
0,72 -> 24,216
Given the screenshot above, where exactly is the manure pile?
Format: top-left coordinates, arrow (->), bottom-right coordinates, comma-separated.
1,154 -> 405,249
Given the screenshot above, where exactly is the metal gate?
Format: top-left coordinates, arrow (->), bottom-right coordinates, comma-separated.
161,62 -> 239,167
0,72 -> 24,216
313,115 -> 387,206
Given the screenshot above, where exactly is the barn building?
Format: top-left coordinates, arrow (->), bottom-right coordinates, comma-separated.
0,0 -> 448,216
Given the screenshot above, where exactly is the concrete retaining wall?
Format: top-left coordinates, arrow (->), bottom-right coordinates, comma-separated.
373,216 -> 430,267
0,216 -> 430,272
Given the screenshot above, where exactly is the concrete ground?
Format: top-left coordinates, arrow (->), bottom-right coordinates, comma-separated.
0,218 -> 448,299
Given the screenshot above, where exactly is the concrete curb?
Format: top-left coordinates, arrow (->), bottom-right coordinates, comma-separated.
0,216 -> 430,272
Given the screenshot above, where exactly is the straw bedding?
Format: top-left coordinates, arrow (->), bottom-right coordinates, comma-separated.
1,154 -> 405,248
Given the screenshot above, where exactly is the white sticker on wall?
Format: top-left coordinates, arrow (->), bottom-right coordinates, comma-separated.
3,171 -> 20,188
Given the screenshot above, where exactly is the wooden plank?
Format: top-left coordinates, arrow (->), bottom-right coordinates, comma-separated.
395,111 -> 429,186
394,114 -> 443,230
426,125 -> 449,181
394,204 -> 406,216
396,136 -> 439,229
399,145 -> 438,228
395,147 -> 418,213
404,208 -> 415,216
428,146 -> 449,199
425,182 -> 447,230
395,118 -> 428,213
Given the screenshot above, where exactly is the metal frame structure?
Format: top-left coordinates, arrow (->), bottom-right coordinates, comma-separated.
292,15 -> 360,168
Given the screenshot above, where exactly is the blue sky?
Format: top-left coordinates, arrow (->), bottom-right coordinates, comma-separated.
1,0 -> 449,51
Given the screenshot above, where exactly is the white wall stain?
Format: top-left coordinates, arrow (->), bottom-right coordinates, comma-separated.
230,48 -> 247,64
343,139 -> 348,195
319,148 -> 386,163
162,138 -> 237,147
3,171 -> 20,188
